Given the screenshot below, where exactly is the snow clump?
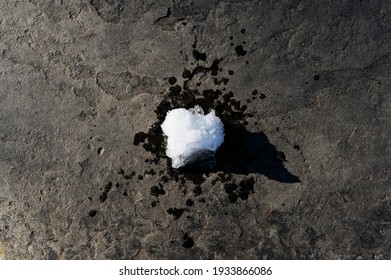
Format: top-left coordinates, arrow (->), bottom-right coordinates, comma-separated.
161,105 -> 224,168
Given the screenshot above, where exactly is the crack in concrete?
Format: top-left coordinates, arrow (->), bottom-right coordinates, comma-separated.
153,8 -> 171,24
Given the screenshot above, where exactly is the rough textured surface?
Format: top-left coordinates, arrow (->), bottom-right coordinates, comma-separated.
0,0 -> 390,259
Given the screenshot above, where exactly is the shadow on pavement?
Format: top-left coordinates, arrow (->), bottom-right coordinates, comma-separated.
214,124 -> 301,183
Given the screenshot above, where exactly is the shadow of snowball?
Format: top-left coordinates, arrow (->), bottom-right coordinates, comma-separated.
214,124 -> 301,183
177,123 -> 301,184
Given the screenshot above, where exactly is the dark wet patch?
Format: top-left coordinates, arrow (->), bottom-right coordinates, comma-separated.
132,46 -> 300,211
182,59 -> 221,89
145,168 -> 157,176
133,132 -> 148,145
150,184 -> 166,197
134,63 -> 251,172
137,123 -> 166,161
193,186 -> 202,196
193,50 -> 207,61
224,177 -> 255,203
238,177 -> 255,200
214,77 -> 229,86
182,234 -> 194,248
161,175 -> 169,183
167,208 -> 185,220
218,172 -> 232,183
224,183 -> 238,193
183,172 -> 205,185
224,183 -> 239,203
186,199 -> 194,207
168,76 -> 177,85
235,45 -> 247,56
124,171 -> 136,180
182,69 -> 191,79
88,210 -> 97,217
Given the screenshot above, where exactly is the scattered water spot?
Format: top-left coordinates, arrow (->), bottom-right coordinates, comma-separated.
186,199 -> 194,206
88,210 -> 97,217
168,77 -> 177,85
193,50 -> 207,61
193,186 -> 202,196
235,45 -> 247,56
124,171 -> 136,180
182,234 -> 194,248
224,177 -> 255,203
224,183 -> 238,193
167,208 -> 185,220
150,184 -> 166,197
133,132 -> 148,145
145,169 -> 157,176
130,44 -> 300,221
182,69 -> 191,79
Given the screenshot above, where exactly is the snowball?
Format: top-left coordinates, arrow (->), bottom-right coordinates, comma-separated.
161,105 -> 224,168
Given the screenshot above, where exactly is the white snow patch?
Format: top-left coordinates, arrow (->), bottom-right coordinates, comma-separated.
161,105 -> 224,168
